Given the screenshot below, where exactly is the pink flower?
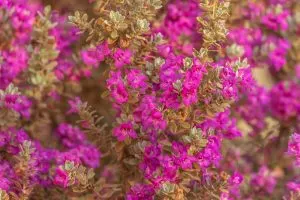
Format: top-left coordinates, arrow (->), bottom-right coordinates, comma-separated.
67,97 -> 82,114
111,84 -> 129,104
220,192 -> 230,200
107,71 -> 129,104
134,96 -> 167,132
95,42 -> 111,61
286,181 -> 300,193
113,122 -> 137,141
250,166 -> 277,194
172,142 -> 194,169
126,184 -> 155,200
0,178 -> 10,191
261,10 -> 289,31
1,93 -> 32,119
81,42 -> 110,67
56,123 -> 86,148
81,49 -> 99,66
229,171 -> 243,186
181,59 -> 205,106
113,48 -> 132,68
77,145 -> 101,168
53,168 -> 69,188
126,69 -> 148,91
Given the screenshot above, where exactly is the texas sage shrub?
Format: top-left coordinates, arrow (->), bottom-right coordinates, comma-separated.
0,0 -> 299,199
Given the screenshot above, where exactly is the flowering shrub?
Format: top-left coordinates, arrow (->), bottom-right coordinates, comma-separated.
0,0 -> 299,199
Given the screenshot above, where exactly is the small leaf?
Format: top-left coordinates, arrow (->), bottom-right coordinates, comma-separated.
87,168 -> 95,179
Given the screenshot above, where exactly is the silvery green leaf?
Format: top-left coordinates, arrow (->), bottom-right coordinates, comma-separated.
161,182 -> 176,194
87,168 -> 95,179
183,57 -> 193,69
137,19 -> 150,32
154,32 -> 164,44
65,161 -> 75,171
110,30 -> 119,39
154,57 -> 165,67
148,0 -> 162,10
109,11 -> 125,24
173,80 -> 182,92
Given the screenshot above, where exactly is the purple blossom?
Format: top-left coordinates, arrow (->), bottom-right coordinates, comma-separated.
107,70 -> 129,104
266,38 -> 290,71
56,123 -> 86,148
113,122 -> 137,141
113,48 -> 132,68
126,69 -> 148,92
53,168 -> 69,188
171,142 -> 193,169
199,109 -> 241,139
236,84 -> 270,133
0,47 -> 29,89
195,136 -> 222,168
269,81 -> 300,121
286,180 -> 300,193
0,162 -> 15,191
181,59 -> 205,106
250,166 -> 277,194
67,97 -> 82,114
134,96 -> 167,132
261,8 -> 289,31
229,171 -> 243,186
77,145 -> 101,168
81,42 -> 110,67
126,184 -> 155,200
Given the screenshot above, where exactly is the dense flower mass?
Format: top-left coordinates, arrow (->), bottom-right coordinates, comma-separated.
0,0 -> 299,199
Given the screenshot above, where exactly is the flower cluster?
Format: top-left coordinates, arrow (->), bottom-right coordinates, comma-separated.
0,0 -> 299,199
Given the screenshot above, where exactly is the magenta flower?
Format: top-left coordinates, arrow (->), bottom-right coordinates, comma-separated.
229,171 -> 243,186
107,70 -> 129,104
181,59 -> 205,105
195,136 -> 222,168
0,93 -> 32,119
0,177 -> 10,191
95,42 -> 111,61
266,38 -> 290,71
250,166 -> 277,194
134,96 -> 167,132
81,48 -> 99,66
269,81 -> 300,121
67,97 -> 82,114
0,132 -> 9,147
53,168 -> 69,188
171,142 -> 194,169
110,84 -> 129,104
81,42 -> 110,67
261,9 -> 289,31
0,162 -> 15,191
126,69 -> 148,91
56,123 -> 86,148
113,122 -> 137,141
199,109 -> 241,139
113,48 -> 132,68
126,184 -> 155,200
286,181 -> 300,193
77,145 -> 101,168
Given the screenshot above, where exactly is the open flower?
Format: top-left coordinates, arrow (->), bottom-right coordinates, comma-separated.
113,122 -> 137,141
